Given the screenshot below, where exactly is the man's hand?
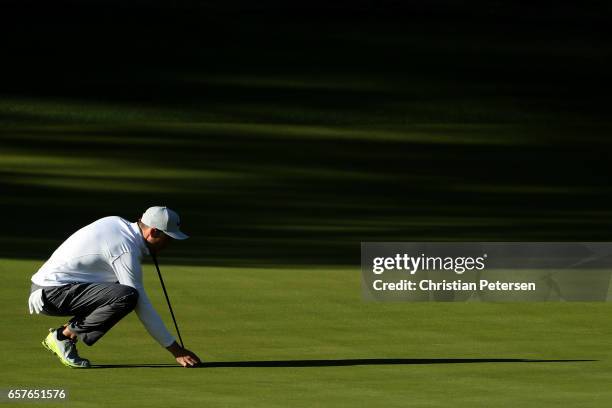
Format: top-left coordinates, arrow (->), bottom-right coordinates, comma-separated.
166,341 -> 202,367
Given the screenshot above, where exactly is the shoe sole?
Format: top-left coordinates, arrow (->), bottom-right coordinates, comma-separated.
42,334 -> 90,369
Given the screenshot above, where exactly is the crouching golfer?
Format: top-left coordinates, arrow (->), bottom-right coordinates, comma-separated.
28,206 -> 201,368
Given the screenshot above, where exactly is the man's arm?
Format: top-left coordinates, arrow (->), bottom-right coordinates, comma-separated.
113,252 -> 175,346
113,252 -> 201,366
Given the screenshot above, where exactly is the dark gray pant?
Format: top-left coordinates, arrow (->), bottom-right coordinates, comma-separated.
30,282 -> 139,346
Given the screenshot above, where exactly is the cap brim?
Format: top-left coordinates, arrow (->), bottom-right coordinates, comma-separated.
164,230 -> 189,240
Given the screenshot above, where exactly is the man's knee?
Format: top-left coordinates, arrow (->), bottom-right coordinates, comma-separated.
115,285 -> 139,310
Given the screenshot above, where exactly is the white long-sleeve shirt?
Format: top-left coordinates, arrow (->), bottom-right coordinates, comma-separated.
30,216 -> 176,347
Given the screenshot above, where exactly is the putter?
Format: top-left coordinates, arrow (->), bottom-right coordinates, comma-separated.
150,251 -> 185,348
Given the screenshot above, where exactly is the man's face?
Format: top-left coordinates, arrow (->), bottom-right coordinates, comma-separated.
147,228 -> 171,253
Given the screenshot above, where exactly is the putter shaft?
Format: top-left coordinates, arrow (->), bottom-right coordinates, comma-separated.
151,252 -> 185,348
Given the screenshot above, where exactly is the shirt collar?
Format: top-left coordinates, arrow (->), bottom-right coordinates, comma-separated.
130,221 -> 150,256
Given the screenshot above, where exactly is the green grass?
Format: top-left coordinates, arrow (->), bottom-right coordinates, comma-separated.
2,16 -> 612,264
2,258 -> 611,407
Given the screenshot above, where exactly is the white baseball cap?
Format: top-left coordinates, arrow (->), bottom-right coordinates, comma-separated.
141,206 -> 189,240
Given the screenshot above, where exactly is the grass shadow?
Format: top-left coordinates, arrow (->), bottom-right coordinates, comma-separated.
89,358 -> 597,369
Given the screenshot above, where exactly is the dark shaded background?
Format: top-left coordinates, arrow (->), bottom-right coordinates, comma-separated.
1,1 -> 610,266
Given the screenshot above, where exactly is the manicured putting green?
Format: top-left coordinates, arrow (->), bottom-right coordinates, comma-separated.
1,258 -> 611,407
